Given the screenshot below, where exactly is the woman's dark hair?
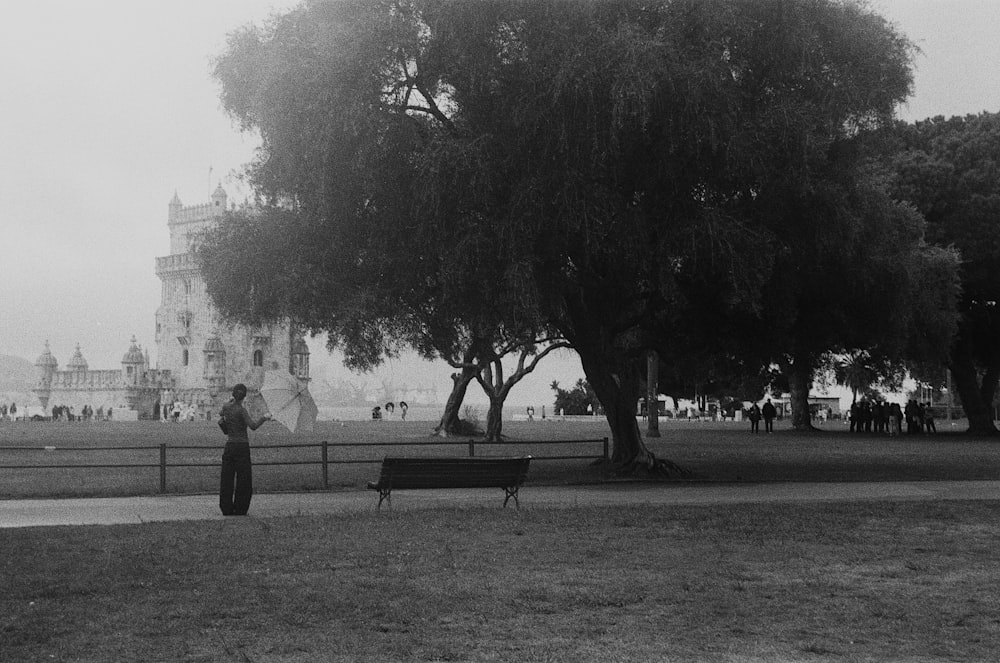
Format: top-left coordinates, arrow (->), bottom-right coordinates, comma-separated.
232,383 -> 248,401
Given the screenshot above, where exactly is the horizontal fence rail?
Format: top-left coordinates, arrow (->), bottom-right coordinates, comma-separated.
0,438 -> 609,494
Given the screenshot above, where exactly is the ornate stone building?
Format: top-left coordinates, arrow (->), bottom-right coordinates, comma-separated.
154,185 -> 310,415
32,187 -> 310,419
33,339 -> 171,419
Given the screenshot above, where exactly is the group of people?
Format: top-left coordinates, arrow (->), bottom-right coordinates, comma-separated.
371,401 -> 409,421
2,403 -> 113,422
746,398 -> 778,433
849,399 -> 936,435
50,404 -> 108,421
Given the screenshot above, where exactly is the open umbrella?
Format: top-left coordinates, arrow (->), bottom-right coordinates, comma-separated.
259,370 -> 318,433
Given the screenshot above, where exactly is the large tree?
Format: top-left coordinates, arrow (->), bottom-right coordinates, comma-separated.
891,113 -> 1000,435
492,0 -> 951,443
761,174 -> 959,430
200,2 -> 560,439
202,0 -> 950,469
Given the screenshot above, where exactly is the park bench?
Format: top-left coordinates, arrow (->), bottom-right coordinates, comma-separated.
366,456 -> 531,510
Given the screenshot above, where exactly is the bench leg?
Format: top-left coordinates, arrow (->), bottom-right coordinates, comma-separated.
376,488 -> 391,511
503,486 -> 519,509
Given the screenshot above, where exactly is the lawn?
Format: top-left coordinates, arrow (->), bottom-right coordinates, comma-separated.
3,500 -> 1000,662
3,418 -> 1000,661
0,416 -> 998,498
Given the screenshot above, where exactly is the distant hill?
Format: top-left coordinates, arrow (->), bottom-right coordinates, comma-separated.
0,355 -> 34,392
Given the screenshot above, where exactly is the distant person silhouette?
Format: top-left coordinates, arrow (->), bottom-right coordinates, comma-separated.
762,399 -> 777,433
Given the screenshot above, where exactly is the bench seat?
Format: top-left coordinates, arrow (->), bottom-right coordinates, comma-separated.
366,456 -> 531,509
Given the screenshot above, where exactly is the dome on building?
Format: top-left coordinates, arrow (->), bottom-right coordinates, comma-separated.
35,341 -> 58,369
66,344 -> 88,372
121,336 -> 144,364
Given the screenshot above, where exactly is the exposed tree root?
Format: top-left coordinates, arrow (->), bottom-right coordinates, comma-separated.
593,452 -> 702,481
636,452 -> 700,480
431,423 -> 485,438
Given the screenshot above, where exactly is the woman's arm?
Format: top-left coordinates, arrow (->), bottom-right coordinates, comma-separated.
244,406 -> 271,431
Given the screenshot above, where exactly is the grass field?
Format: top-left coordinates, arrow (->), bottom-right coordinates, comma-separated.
0,418 -> 614,498
3,418 -> 1000,662
3,500 -> 1000,662
0,416 -> 997,498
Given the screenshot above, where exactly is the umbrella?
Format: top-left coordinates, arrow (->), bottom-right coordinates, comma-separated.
259,370 -> 318,433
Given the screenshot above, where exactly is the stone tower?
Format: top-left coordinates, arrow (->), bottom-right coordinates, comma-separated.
154,187 -> 309,414
33,341 -> 58,410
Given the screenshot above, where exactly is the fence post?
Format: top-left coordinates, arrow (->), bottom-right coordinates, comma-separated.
603,437 -> 609,461
321,440 -> 329,490
159,443 -> 167,493
468,439 -> 475,457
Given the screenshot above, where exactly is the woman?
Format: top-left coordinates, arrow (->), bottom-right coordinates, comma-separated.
747,402 -> 762,434
219,384 -> 270,516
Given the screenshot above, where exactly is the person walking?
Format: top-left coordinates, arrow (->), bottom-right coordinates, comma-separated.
904,399 -> 920,435
748,402 -> 762,434
924,403 -> 937,433
762,399 -> 777,433
888,402 -> 902,436
218,384 -> 270,516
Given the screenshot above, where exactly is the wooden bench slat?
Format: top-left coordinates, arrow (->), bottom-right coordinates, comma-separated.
367,456 -> 531,509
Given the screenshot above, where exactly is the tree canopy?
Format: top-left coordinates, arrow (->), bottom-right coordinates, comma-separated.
199,0 -> 959,467
891,112 -> 1000,434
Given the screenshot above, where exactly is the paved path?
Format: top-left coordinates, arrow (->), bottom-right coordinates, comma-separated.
3,480 -> 1000,529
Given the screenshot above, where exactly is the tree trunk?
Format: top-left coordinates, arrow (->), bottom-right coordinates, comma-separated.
646,350 -> 660,437
435,365 -> 478,436
574,346 -> 690,478
594,371 -> 644,464
560,286 -> 689,477
477,343 -> 571,442
484,396 -> 504,442
949,354 -> 998,435
783,355 -> 816,431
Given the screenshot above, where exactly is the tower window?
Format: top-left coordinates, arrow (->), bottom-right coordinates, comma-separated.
253,350 -> 264,367
182,349 -> 189,366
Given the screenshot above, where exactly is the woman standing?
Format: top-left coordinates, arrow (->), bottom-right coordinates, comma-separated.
219,384 -> 270,516
748,402 -> 762,434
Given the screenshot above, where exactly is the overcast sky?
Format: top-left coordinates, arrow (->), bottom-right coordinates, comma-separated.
1,1 -> 998,404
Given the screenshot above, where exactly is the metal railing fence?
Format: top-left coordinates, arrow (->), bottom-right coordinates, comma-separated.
0,438 -> 609,493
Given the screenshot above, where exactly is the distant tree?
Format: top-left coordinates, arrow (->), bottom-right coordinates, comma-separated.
829,350 -> 906,404
764,176 -> 959,430
551,379 -> 600,416
891,112 -> 1000,435
476,340 -> 570,441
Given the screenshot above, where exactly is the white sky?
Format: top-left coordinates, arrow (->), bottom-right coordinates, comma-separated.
1,0 -> 998,405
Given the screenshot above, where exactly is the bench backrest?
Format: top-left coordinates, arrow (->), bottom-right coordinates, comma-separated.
377,456 -> 531,490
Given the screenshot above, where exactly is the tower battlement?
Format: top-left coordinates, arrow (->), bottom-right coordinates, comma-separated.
167,185 -> 228,255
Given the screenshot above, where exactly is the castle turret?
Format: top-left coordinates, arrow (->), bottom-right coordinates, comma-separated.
33,341 -> 58,410
168,191 -> 182,222
66,344 -> 88,373
210,183 -> 227,214
121,336 -> 145,386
